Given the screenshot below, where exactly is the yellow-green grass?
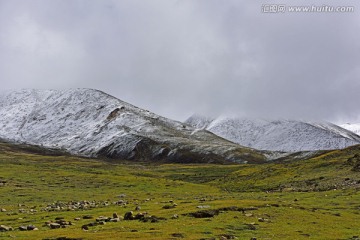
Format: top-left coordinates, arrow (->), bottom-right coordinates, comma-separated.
1,142 -> 360,239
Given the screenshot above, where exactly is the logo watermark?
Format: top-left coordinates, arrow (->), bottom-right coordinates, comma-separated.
262,4 -> 355,13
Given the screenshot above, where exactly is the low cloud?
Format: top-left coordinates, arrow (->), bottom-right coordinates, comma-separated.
0,0 -> 359,123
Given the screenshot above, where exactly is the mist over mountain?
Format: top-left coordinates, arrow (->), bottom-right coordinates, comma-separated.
185,115 -> 360,152
340,123 -> 360,135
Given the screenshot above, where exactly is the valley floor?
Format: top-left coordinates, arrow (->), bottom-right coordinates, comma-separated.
1,142 -> 360,240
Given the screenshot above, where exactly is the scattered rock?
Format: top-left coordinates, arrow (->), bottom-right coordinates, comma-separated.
139,215 -> 166,223
171,214 -> 179,219
0,225 -> 13,231
171,233 -> 185,238
74,217 -> 81,221
134,213 -> 147,220
219,234 -> 237,239
27,225 -> 38,230
186,209 -> 219,218
18,225 -> 38,231
135,206 -> 141,211
197,205 -> 210,209
49,223 -> 61,229
131,229 -> 138,232
113,212 -> 119,218
258,218 -> 270,222
1,208 -> 6,212
96,216 -> 109,222
218,206 -> 258,212
109,218 -> 121,222
19,226 -> 28,231
82,215 -> 93,219
124,211 -> 134,220
87,222 -> 98,227
162,204 -> 176,209
0,180 -> 7,186
115,200 -> 127,206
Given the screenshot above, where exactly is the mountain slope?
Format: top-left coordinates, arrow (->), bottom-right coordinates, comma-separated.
185,115 -> 360,152
0,89 -> 266,163
340,123 -> 360,135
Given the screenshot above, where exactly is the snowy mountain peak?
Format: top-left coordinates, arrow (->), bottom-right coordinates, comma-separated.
340,123 -> 360,135
0,89 -> 267,163
185,115 -> 360,152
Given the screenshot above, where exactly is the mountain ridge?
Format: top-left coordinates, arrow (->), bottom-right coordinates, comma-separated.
340,123 -> 360,135
185,114 -> 360,152
0,88 -> 267,163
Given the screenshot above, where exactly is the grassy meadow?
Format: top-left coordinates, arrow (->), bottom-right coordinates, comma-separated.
1,142 -> 360,240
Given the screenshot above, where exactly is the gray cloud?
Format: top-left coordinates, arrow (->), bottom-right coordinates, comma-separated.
0,0 -> 359,123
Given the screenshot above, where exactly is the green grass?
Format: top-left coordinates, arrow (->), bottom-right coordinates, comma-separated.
1,142 -> 360,239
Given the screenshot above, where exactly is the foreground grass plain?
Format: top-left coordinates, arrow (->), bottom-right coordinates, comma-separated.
1,142 -> 360,240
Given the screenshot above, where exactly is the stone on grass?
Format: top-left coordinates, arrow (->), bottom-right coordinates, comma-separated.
124,211 -> 134,220
0,225 -> 13,231
171,233 -> 185,238
49,223 -> 61,229
19,226 -> 27,231
186,209 -> 219,218
27,225 -> 38,230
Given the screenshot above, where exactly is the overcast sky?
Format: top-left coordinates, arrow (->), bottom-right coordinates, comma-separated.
0,0 -> 359,123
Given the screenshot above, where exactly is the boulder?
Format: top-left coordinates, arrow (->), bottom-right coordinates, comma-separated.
19,226 -> 27,231
109,218 -> 121,222
49,223 -> 61,229
186,209 -> 219,218
0,225 -> 13,231
171,214 -> 179,219
27,225 -> 38,230
124,211 -> 134,220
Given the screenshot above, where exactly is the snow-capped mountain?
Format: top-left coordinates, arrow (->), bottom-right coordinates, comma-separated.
185,115 -> 360,152
340,123 -> 360,135
0,89 -> 267,163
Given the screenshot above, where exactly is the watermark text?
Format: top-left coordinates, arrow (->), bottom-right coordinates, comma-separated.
262,4 -> 355,13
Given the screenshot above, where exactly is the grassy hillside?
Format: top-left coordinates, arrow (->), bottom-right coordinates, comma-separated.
1,142 -> 360,239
